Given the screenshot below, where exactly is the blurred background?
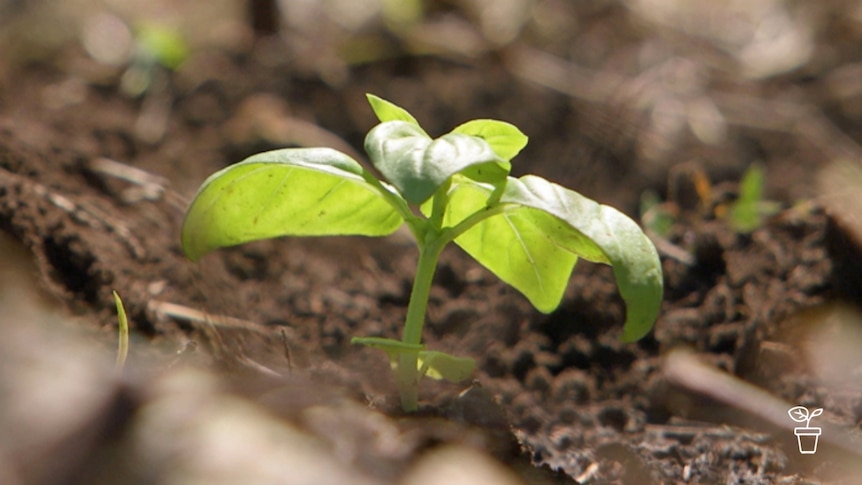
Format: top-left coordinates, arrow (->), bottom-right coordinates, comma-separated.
2,0 -> 861,209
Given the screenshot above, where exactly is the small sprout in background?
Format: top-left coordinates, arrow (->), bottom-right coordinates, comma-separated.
113,290 -> 129,370
135,23 -> 190,70
121,22 -> 189,97
124,23 -> 189,143
646,162 -> 781,237
80,13 -> 189,143
726,163 -> 781,233
181,94 -> 664,411
80,13 -> 190,97
640,189 -> 676,238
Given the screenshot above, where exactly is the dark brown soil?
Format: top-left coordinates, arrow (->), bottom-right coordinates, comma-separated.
3,2 -> 862,484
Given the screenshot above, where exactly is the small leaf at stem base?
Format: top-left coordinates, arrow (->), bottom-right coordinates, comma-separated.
351,337 -> 475,383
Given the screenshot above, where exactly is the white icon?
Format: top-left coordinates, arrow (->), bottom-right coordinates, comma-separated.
787,406 -> 823,454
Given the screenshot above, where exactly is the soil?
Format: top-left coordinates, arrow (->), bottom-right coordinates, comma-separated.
2,2 -> 862,484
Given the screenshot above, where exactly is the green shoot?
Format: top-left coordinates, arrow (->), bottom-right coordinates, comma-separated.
180,94 -> 664,411
728,163 -> 781,233
112,290 -> 129,370
640,189 -> 675,238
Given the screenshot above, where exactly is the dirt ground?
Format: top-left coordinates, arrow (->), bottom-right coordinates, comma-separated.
3,1 -> 862,484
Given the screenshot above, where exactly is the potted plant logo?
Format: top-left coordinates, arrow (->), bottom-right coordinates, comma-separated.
787,406 -> 823,454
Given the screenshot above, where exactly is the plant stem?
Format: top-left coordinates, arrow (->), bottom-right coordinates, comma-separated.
397,239 -> 443,411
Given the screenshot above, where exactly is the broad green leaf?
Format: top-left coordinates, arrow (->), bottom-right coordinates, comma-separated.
365,121 -> 509,204
431,179 -> 579,313
418,350 -> 475,382
366,94 -> 424,129
451,119 -> 528,161
182,148 -> 403,261
436,175 -> 663,341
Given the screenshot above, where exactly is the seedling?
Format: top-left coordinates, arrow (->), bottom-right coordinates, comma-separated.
181,94 -> 663,411
121,23 -> 189,97
640,189 -> 675,238
113,290 -> 129,370
727,163 -> 780,233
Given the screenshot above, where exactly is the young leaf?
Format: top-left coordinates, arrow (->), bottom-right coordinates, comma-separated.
366,94 -> 424,129
451,119 -> 528,161
729,163 -> 765,233
182,148 -> 403,261
113,290 -> 129,370
352,337 -> 475,383
351,336 -> 424,354
136,23 -> 189,70
436,175 -> 663,341
351,336 -> 423,371
418,350 -> 475,383
365,121 -> 509,204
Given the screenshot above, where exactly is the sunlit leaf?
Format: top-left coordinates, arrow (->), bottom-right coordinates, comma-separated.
434,175 -> 663,341
365,121 -> 509,204
366,94 -> 424,128
730,163 -> 765,233
112,290 -> 129,370
351,336 -> 423,358
181,148 -> 403,261
136,23 -> 189,69
451,119 -> 528,161
418,350 -> 475,382
352,337 -> 474,383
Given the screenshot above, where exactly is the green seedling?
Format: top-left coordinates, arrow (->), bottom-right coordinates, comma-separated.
121,23 -> 189,97
728,163 -> 780,233
181,94 -> 663,411
113,290 -> 129,370
640,189 -> 675,238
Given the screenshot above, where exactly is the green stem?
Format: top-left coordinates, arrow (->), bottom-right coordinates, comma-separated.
428,179 -> 451,230
397,238 -> 444,411
441,202 -> 509,244
395,192 -> 508,411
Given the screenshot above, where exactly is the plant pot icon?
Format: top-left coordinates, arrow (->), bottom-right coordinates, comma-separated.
788,406 -> 823,455
793,427 -> 821,454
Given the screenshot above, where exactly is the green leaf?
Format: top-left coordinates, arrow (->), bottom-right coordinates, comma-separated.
366,94 -> 424,128
365,121 -> 509,204
181,148 -> 403,261
351,336 -> 424,355
640,190 -> 675,237
451,119 -> 528,161
437,175 -> 663,341
136,23 -> 189,69
352,337 -> 475,383
418,351 -> 475,382
729,163 -> 778,233
113,290 -> 129,370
